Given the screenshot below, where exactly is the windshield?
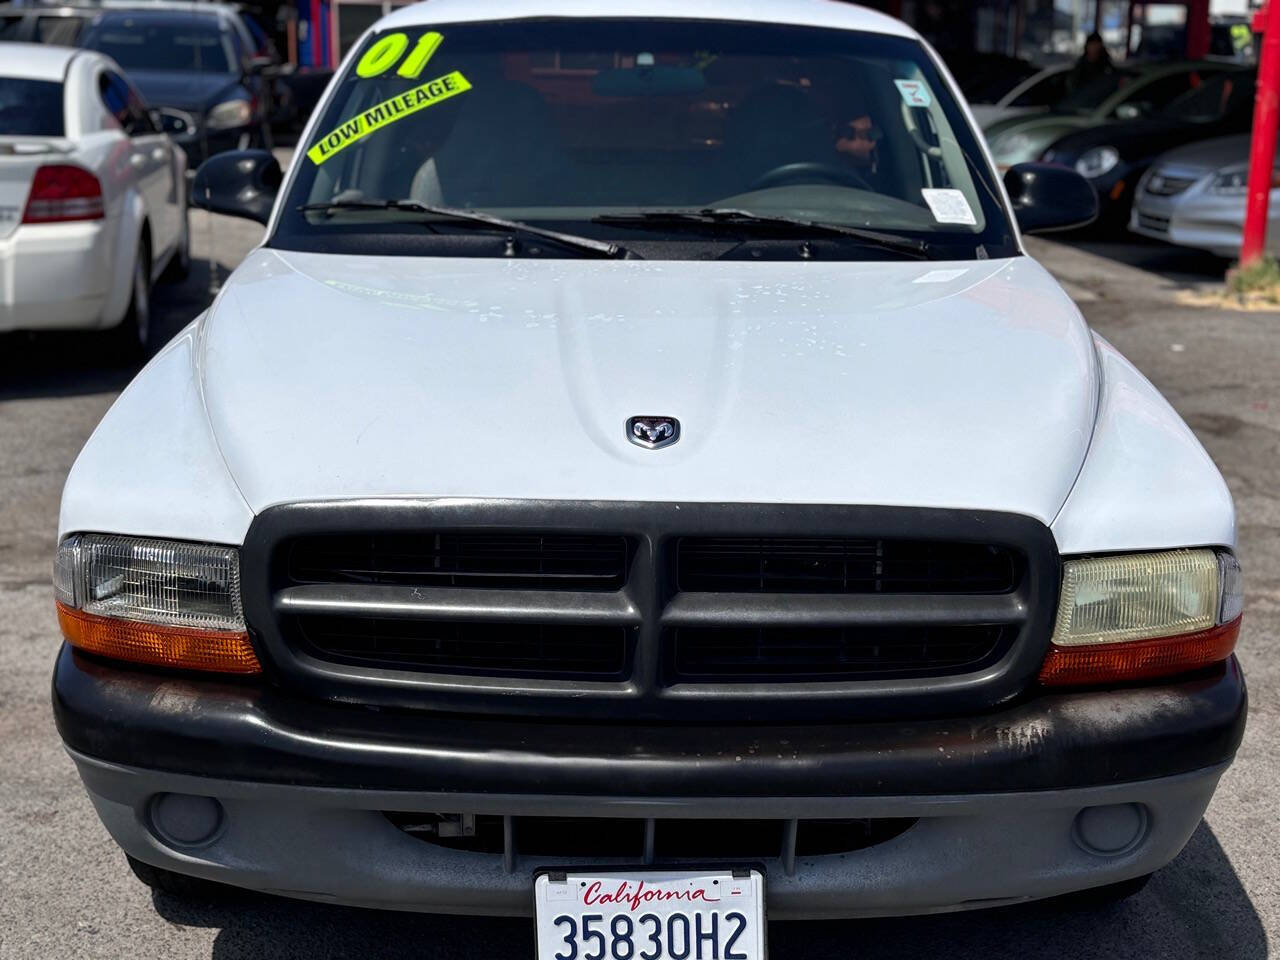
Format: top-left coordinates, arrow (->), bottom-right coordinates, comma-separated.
276,19 -> 1015,260
0,78 -> 63,136
87,19 -> 233,73
1052,68 -> 1137,114
1161,70 -> 1253,122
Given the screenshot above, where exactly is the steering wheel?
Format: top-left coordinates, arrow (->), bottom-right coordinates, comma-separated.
749,161 -> 874,193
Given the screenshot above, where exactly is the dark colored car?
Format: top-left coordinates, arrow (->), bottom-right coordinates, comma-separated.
0,3 -> 93,45
1041,68 -> 1255,226
79,5 -> 275,167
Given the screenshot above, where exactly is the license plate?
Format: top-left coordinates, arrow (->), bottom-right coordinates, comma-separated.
534,869 -> 765,960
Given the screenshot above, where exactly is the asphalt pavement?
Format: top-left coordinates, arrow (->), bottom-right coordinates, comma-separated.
0,217 -> 1275,959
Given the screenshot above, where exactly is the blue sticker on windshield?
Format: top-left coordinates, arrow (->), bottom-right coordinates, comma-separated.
894,79 -> 932,108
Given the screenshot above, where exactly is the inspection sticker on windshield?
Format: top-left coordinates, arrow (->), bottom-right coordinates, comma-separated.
921,188 -> 977,226
307,70 -> 472,165
894,78 -> 932,108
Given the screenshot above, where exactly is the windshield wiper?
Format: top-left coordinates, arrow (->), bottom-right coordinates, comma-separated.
299,199 -> 634,259
593,208 -> 930,259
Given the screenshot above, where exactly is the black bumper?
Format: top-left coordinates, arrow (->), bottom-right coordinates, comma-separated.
52,645 -> 1247,797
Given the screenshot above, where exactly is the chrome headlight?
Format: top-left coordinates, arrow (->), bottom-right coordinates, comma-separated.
206,98 -> 253,131
54,534 -> 258,674
1074,146 -> 1120,179
1041,549 -> 1242,686
1207,168 -> 1280,196
1210,170 -> 1249,195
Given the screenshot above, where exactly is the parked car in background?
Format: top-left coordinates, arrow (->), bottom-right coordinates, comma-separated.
0,43 -> 187,353
0,3 -> 93,46
1041,68 -> 1255,226
1130,133 -> 1269,258
79,3 -> 275,167
969,63 -> 1071,129
984,61 -> 1234,170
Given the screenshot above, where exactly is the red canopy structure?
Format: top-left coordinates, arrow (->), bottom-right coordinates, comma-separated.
1242,0 -> 1280,265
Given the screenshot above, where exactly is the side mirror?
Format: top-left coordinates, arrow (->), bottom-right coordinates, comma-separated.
191,149 -> 282,225
1004,163 -> 1098,234
154,108 -> 193,137
246,54 -> 276,75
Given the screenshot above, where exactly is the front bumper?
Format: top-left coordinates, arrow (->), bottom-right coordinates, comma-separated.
53,647 -> 1246,918
1129,182 -> 1259,259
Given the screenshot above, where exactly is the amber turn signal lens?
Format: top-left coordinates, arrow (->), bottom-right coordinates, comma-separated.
57,601 -> 261,675
1038,616 -> 1240,687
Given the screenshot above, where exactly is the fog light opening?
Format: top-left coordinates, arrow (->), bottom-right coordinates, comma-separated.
1072,803 -> 1149,858
149,793 -> 225,848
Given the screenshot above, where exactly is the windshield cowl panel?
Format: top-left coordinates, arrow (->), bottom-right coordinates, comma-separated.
274,18 -> 1017,261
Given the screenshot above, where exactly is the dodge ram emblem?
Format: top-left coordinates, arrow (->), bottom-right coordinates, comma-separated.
627,416 -> 680,450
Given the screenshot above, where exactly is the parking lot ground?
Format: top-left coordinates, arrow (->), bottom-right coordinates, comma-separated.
0,223 -> 1276,960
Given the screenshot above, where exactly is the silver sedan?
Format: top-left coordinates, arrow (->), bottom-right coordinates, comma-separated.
1129,133 -> 1276,258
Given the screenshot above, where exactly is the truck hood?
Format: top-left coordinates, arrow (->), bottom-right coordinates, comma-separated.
198,250 -> 1099,523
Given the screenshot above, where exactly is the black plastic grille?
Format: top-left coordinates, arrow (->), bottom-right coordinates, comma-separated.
297,617 -> 632,679
1137,212 -> 1171,234
247,502 -> 1056,720
669,625 -> 1011,681
387,813 -> 917,862
288,533 -> 630,590
676,537 -> 1019,594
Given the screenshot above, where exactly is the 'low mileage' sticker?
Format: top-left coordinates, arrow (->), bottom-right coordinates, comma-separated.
307,70 -> 472,165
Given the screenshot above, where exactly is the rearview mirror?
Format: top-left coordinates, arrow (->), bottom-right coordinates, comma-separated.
592,65 -> 705,97
1004,163 -> 1098,234
191,149 -> 282,225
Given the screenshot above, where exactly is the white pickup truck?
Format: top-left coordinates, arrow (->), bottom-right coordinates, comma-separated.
52,1 -> 1245,954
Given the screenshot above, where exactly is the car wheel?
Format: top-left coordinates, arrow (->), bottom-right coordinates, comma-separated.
109,241 -> 152,359
127,855 -> 241,902
160,211 -> 190,283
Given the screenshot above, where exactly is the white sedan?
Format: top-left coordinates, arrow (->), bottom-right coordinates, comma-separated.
0,42 -> 188,354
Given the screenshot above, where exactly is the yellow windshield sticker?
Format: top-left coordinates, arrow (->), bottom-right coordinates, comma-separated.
356,32 -> 409,77
307,70 -> 472,165
397,32 -> 443,79
356,31 -> 443,79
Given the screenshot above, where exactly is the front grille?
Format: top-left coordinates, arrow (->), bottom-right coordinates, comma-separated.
1145,173 -> 1197,196
669,624 -> 1012,681
246,502 -> 1058,721
387,812 -> 916,866
298,616 -> 632,679
676,537 -> 1018,593
288,532 -> 629,590
1137,212 -> 1171,234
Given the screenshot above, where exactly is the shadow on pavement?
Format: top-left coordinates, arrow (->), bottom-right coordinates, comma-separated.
147,822 -> 1263,960
1058,230 -> 1233,284
0,257 -> 230,402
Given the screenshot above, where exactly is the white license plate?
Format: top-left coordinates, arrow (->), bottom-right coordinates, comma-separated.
534,869 -> 765,960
